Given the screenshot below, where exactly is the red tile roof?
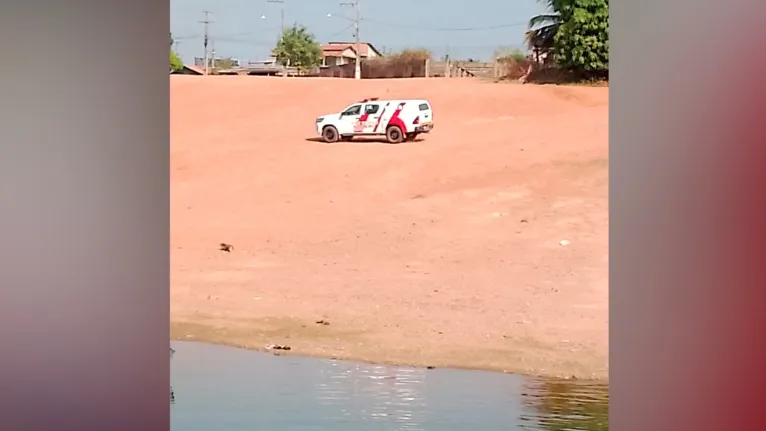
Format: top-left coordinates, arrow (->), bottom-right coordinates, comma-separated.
321,42 -> 379,58
183,64 -> 204,74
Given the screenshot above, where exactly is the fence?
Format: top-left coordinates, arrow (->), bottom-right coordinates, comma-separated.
266,55 -> 606,83
317,58 -> 430,79
316,58 -> 506,79
430,60 -> 496,78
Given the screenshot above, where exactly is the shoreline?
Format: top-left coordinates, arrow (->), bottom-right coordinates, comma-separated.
171,320 -> 608,381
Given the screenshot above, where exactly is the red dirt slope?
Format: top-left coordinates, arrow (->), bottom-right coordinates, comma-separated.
170,76 -> 608,379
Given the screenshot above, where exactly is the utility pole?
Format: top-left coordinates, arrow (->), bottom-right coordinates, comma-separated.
211,39 -> 216,70
200,11 -> 213,75
340,0 -> 361,79
267,0 -> 288,76
266,0 -> 285,32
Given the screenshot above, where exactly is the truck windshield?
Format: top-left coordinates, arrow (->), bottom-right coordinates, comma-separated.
342,105 -> 361,116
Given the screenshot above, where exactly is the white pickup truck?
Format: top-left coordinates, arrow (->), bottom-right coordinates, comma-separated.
315,98 -> 433,143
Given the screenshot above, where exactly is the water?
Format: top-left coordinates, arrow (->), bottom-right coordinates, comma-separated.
171,341 -> 608,430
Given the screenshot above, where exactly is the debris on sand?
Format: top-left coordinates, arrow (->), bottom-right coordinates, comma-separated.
559,240 -> 570,246
219,243 -> 234,252
265,344 -> 291,351
315,320 -> 331,326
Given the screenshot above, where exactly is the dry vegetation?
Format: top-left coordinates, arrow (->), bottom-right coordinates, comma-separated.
360,49 -> 432,78
496,57 -> 534,81
379,48 -> 432,64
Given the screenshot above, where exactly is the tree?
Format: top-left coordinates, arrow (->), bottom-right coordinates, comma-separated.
170,51 -> 183,72
272,24 -> 322,72
553,0 -> 609,75
524,0 -> 608,78
169,32 -> 183,72
525,0 -> 571,54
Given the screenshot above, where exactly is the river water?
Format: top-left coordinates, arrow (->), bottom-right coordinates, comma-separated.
170,341 -> 608,430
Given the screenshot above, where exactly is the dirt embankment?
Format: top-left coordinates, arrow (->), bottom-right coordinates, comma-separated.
170,76 -> 609,379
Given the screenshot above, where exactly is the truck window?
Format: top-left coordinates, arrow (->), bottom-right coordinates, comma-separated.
364,104 -> 380,115
342,105 -> 361,116
418,103 -> 430,111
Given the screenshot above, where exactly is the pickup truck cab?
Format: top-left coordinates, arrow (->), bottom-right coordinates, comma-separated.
315,98 -> 433,143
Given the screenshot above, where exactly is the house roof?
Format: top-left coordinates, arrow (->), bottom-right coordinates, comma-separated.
182,64 -> 204,74
322,42 -> 381,57
321,45 -> 357,59
322,44 -> 353,53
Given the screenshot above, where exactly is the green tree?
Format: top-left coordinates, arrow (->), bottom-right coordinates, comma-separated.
170,51 -> 183,72
553,0 -> 609,74
169,32 -> 183,72
272,24 -> 322,72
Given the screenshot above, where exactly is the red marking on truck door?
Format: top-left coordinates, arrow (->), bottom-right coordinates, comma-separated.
372,102 -> 390,132
354,110 -> 370,133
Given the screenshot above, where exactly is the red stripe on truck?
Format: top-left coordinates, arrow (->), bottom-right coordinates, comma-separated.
387,102 -> 407,133
372,102 -> 390,133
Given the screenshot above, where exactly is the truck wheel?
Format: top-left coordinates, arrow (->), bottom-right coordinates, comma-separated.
386,125 -> 404,144
322,126 -> 339,143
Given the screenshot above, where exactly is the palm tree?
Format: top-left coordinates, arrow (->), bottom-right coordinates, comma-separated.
525,0 -> 571,59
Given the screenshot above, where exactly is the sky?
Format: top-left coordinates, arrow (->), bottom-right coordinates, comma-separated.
170,0 -> 548,64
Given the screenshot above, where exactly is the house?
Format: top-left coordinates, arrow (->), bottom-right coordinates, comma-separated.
321,42 -> 382,67
171,64 -> 204,75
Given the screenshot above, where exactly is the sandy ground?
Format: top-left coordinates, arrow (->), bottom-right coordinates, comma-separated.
170,76 -> 608,379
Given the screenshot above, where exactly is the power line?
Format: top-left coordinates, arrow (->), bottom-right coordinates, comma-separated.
329,23 -> 355,37
266,0 -> 285,32
339,0 -> 361,79
176,19 -> 528,38
361,18 -> 529,32
173,34 -> 202,40
173,27 -> 282,40
266,0 -> 287,76
202,36 -> 524,52
177,11 -> 531,65
210,37 -> 275,46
